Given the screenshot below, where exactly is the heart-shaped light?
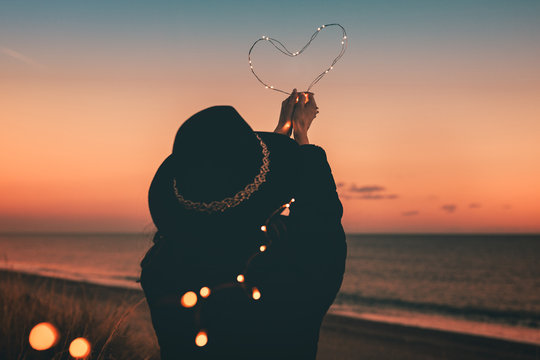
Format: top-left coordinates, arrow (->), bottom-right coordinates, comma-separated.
248,23 -> 347,95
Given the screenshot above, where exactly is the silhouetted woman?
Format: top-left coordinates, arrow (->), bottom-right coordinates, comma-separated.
140,89 -> 347,359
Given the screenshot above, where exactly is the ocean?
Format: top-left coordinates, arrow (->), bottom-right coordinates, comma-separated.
1,233 -> 538,345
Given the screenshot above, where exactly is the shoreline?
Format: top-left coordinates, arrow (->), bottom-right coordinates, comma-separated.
1,269 -> 539,360
2,265 -> 539,346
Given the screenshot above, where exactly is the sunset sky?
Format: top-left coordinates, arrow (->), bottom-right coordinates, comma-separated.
1,0 -> 539,233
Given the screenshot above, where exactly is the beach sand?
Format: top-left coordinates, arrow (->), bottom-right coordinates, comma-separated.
1,270 -> 538,360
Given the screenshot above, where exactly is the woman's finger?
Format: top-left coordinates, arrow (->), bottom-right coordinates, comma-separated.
289,89 -> 297,104
298,94 -> 306,109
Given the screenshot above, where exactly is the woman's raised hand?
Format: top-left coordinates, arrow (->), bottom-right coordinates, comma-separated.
292,92 -> 318,145
274,88 -> 298,137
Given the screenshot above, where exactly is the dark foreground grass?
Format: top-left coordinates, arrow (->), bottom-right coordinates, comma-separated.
0,270 -> 160,360
1,269 -> 538,360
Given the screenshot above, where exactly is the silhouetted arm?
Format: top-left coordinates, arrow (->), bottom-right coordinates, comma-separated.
289,144 -> 347,308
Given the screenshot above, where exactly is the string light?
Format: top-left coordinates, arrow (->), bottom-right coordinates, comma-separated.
29,322 -> 59,351
181,291 -> 198,308
24,197 -> 300,354
181,197 -> 296,349
200,287 -> 211,298
252,287 -> 261,300
69,337 -> 91,358
195,331 -> 208,347
295,93 -> 310,104
248,23 -> 348,95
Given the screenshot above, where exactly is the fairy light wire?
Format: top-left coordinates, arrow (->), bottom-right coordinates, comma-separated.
248,24 -> 348,95
183,197 -> 296,347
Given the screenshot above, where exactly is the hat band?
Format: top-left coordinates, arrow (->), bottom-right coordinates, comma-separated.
172,134 -> 270,214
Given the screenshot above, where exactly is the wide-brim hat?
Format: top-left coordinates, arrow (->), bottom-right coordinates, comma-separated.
149,106 -> 300,236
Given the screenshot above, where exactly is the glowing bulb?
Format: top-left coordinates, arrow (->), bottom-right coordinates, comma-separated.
250,66 -> 253,69
285,203 -> 290,208
270,86 -> 274,89
200,287 -> 211,298
265,86 -> 268,89
252,287 -> 261,300
322,25 -> 326,28
343,36 -> 347,39
341,41 -> 344,44
261,35 -> 265,39
69,337 -> 91,358
29,322 -> 59,351
260,225 -> 267,232
259,245 -> 267,252
195,331 -> 208,347
330,66 -> 334,70
290,198 -> 295,203
325,70 -> 329,73
317,27 -> 321,31
181,291 -> 198,308
237,274 -> 245,283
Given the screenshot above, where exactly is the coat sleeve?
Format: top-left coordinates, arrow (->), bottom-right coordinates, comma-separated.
287,144 -> 347,309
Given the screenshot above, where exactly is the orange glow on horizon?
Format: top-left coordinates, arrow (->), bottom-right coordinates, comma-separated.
1,32 -> 539,234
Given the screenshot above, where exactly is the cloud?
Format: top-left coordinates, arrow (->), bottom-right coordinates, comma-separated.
468,203 -> 481,209
1,46 -> 44,68
356,194 -> 398,200
337,182 -> 397,200
349,184 -> 385,193
402,210 -> 419,216
441,204 -> 457,213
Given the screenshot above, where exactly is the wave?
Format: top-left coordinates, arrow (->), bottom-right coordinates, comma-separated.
335,292 -> 540,328
0,262 -> 141,290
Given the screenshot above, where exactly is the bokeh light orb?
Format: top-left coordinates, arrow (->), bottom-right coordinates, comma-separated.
181,291 -> 198,308
252,287 -> 261,300
69,337 -> 91,358
200,287 -> 211,298
236,274 -> 245,283
195,330 -> 208,347
29,322 -> 59,350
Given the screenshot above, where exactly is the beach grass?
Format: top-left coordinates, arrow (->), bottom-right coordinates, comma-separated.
0,270 -> 159,360
1,269 -> 538,360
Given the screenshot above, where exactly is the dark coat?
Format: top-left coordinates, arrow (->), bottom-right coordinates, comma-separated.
140,143 -> 347,360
